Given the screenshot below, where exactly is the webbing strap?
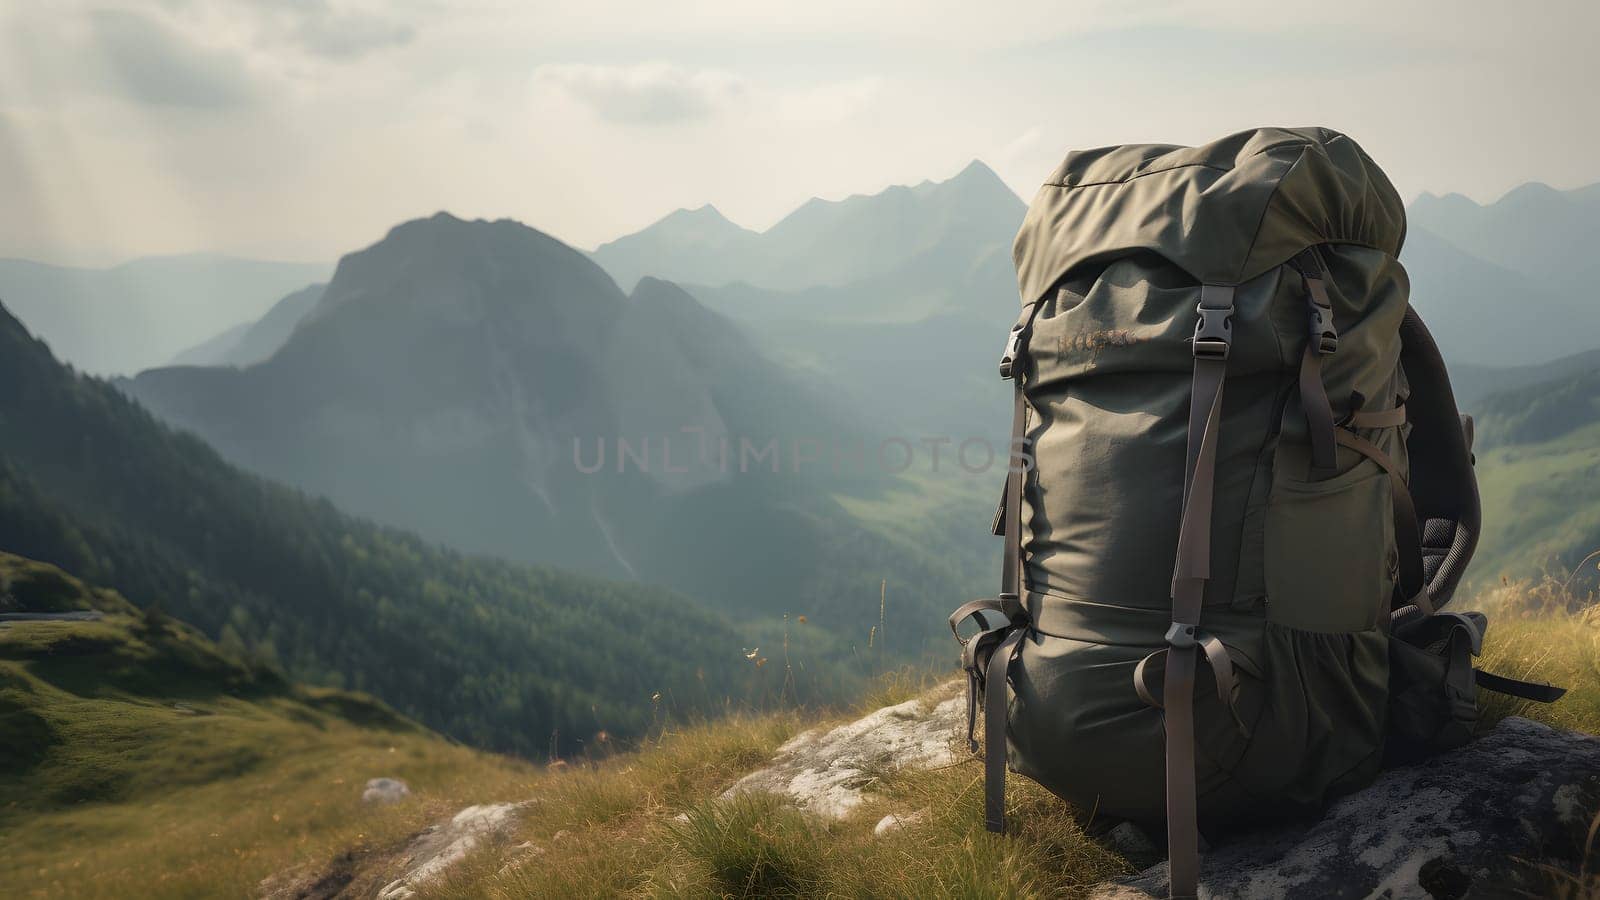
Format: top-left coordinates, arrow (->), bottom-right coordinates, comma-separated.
1164,646 -> 1199,898
1474,668 -> 1568,703
948,598 -> 1003,639
1346,404 -> 1407,429
1333,428 -> 1429,613
1299,345 -> 1337,478
950,598 -> 1006,754
1297,260 -> 1339,478
975,299 -> 1041,834
1133,636 -> 1249,738
985,626 -> 1026,831
978,381 -> 1030,833
1001,383 -> 1027,605
1162,283 -> 1234,900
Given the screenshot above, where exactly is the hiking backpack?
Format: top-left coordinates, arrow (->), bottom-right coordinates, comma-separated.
949,127 -> 1564,898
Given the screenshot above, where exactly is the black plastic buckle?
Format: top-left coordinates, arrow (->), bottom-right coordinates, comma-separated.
1000,300 -> 1044,379
1310,302 -> 1339,355
999,322 -> 1027,379
1192,304 -> 1232,360
1165,622 -> 1198,649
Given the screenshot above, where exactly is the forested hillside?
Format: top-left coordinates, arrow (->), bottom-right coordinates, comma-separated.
0,551 -> 544,897
0,299 -> 764,756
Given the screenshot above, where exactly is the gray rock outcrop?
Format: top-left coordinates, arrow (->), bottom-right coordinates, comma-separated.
376,802 -> 525,900
722,686 -> 965,818
1095,717 -> 1600,899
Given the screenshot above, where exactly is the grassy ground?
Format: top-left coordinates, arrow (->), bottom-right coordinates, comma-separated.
0,555 -> 538,900
425,681 -> 1128,899
3,552 -> 1596,899
1471,577 -> 1600,734
419,582 -> 1600,900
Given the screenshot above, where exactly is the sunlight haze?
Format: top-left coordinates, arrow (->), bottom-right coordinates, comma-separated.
2,0 -> 1597,265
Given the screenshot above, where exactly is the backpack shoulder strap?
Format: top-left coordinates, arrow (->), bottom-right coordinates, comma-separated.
1398,306 -> 1480,610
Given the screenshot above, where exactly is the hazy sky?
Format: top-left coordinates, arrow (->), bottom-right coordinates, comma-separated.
2,0 -> 1596,266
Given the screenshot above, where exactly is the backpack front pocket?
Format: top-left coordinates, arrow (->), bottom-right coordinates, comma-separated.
1263,460 -> 1395,633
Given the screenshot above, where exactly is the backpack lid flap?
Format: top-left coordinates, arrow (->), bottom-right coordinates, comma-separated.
1012,127 -> 1406,302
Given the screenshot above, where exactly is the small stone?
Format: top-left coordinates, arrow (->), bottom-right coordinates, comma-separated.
376,881 -> 415,900
1107,821 -> 1158,861
873,808 -> 927,837
362,778 -> 411,805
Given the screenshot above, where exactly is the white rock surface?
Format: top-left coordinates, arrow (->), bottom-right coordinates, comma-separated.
376,802 -> 524,899
361,777 -> 411,805
723,687 -> 965,818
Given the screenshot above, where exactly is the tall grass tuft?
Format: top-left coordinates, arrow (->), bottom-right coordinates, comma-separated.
669,793 -> 827,897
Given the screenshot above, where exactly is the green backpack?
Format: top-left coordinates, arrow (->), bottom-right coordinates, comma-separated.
949,127 -> 1564,898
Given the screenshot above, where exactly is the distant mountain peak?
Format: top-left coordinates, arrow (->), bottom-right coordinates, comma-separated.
1408,191 -> 1482,220
616,203 -> 755,244
1413,182 -> 1575,218
364,211 -> 587,259
1413,190 -> 1478,207
1495,181 -> 1566,208
675,203 -> 732,222
952,158 -> 1004,184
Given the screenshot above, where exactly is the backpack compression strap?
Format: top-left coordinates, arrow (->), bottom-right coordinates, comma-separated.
950,297 -> 1042,834
1160,283 -> 1237,900
1291,249 -> 1341,478
1294,255 -> 1429,612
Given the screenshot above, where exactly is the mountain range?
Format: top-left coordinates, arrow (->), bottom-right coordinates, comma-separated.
596,160 -> 1026,440
0,255 -> 330,376
592,159 -> 1023,305
1406,182 -> 1600,366
118,213 -> 985,659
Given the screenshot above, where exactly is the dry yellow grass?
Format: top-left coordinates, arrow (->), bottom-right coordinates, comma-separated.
424,709 -> 1127,900
0,691 -> 539,900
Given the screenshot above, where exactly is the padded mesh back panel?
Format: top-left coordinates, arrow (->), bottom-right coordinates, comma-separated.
1399,307 -> 1480,609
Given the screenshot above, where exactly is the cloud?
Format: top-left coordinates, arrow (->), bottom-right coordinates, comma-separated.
530,62 -> 883,129
532,63 -> 752,126
88,8 -> 258,109
286,6 -> 416,61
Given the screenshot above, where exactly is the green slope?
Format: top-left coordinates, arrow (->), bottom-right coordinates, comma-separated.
1467,360 -> 1600,589
1472,420 -> 1600,587
0,552 -> 540,898
0,298 -> 764,757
